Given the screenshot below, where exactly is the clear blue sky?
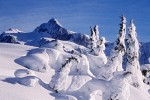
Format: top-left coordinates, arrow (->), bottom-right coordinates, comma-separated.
0,0 -> 150,42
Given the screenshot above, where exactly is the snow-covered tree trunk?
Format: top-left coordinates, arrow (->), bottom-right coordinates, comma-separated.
126,19 -> 143,89
97,15 -> 126,80
49,57 -> 78,93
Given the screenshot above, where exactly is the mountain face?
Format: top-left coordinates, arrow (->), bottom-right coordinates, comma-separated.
0,34 -> 20,44
0,28 -> 21,44
33,18 -> 90,46
140,42 -> 150,64
34,18 -> 72,40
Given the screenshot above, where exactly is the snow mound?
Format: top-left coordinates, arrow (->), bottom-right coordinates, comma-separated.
14,69 -> 38,87
16,49 -> 50,72
56,95 -> 77,100
41,39 -> 64,51
67,75 -> 92,91
17,76 -> 38,87
103,72 -> 131,100
86,54 -> 107,76
14,69 -> 35,78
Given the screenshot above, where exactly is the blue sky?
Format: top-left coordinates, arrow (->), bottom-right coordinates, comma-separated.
0,0 -> 150,42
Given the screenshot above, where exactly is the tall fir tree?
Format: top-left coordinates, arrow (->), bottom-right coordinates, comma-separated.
94,37 -> 106,56
126,19 -> 143,89
89,26 -> 97,51
110,15 -> 126,71
97,15 -> 127,80
89,25 -> 106,56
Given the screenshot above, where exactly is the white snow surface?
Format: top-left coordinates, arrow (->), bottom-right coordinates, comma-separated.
0,41 -> 150,100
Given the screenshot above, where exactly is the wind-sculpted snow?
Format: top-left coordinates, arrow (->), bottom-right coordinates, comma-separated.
14,69 -> 38,87
16,49 -> 50,72
55,95 -> 77,100
103,72 -> 131,100
67,75 -> 92,92
86,54 -> 107,76
1,41 -> 150,100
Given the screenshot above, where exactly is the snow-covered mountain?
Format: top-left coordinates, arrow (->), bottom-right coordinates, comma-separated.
0,18 -> 90,47
33,18 -> 90,46
0,28 -> 22,44
0,18 -> 150,100
34,18 -> 73,39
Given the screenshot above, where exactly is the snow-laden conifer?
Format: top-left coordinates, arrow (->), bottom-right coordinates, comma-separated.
89,26 -> 97,51
97,15 -> 126,80
94,37 -> 106,56
49,57 -> 78,92
89,25 -> 106,57
110,15 -> 126,71
126,19 -> 143,89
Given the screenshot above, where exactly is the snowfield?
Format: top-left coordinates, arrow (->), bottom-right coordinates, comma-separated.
0,43 -> 150,100
0,17 -> 150,100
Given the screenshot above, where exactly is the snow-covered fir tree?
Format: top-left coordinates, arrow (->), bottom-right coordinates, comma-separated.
126,19 -> 143,89
89,25 -> 106,56
94,37 -> 106,56
89,26 -> 97,51
110,15 -> 126,71
97,15 -> 126,80
49,57 -> 78,93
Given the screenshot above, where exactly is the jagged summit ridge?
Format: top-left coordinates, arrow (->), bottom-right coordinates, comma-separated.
34,18 -> 70,35
48,18 -> 62,27
33,18 -> 90,46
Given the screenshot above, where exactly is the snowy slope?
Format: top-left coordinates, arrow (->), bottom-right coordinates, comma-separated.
0,42 -> 150,100
0,43 -> 55,100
